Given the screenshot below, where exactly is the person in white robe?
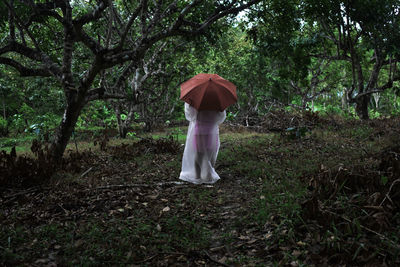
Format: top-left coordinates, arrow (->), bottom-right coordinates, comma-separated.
179,103 -> 226,184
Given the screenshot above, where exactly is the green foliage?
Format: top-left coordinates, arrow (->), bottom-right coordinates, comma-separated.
324,104 -> 343,115
26,113 -> 60,134
19,103 -> 35,122
226,112 -> 235,121
0,117 -> 8,136
77,101 -> 116,129
9,114 -> 26,133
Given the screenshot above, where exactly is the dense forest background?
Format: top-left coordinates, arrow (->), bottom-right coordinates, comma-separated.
1,0 -> 400,156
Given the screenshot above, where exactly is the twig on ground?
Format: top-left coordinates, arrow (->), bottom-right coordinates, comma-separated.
95,181 -> 211,190
202,250 -> 230,267
379,178 -> 400,207
80,167 -> 93,178
133,254 -> 158,264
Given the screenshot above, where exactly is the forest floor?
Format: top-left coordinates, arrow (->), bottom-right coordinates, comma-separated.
1,111 -> 400,266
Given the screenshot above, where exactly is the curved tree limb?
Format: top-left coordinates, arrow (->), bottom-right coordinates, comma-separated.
0,57 -> 52,77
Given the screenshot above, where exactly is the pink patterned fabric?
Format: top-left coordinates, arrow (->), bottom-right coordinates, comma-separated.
193,121 -> 218,152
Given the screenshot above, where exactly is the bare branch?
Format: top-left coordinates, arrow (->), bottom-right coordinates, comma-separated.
117,3 -> 143,49
85,87 -> 127,102
113,62 -> 137,90
0,57 -> 52,77
8,0 -> 16,41
355,75 -> 400,98
4,0 -> 42,50
145,0 -> 261,46
61,1 -> 74,91
73,27 -> 104,54
73,0 -> 108,25
0,41 -> 62,79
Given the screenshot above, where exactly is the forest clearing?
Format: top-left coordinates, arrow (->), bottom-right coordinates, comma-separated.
2,0 -> 400,266
2,111 -> 400,266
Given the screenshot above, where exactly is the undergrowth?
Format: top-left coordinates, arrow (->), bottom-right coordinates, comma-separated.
1,115 -> 400,266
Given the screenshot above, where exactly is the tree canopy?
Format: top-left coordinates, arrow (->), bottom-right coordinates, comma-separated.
0,0 -> 261,159
1,0 -> 400,159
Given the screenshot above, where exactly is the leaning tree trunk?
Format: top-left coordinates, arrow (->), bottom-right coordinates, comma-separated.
51,90 -> 86,161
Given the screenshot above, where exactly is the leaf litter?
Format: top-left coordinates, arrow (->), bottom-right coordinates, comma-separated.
1,114 -> 400,266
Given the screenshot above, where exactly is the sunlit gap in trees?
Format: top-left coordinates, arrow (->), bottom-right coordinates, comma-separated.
235,9 -> 252,28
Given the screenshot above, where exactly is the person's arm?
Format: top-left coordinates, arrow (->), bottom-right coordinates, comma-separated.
216,110 -> 226,124
184,103 -> 198,122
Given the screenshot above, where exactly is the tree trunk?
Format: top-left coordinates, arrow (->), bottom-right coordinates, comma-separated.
373,93 -> 380,109
51,91 -> 86,161
114,104 -> 126,138
118,123 -> 128,138
341,89 -> 348,112
355,95 -> 370,120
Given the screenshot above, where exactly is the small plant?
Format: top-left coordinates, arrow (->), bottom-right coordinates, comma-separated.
126,132 -> 136,138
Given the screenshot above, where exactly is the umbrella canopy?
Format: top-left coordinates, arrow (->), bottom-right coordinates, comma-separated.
180,73 -> 237,112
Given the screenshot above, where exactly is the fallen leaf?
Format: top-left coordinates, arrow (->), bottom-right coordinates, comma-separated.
162,206 -> 170,212
297,241 -> 306,246
292,250 -> 301,257
265,233 -> 273,239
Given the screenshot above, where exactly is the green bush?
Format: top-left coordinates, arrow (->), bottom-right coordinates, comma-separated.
0,117 -> 8,137
77,101 -> 117,129
324,104 -> 343,115
9,114 -> 26,133
0,138 -> 17,148
25,113 -> 60,136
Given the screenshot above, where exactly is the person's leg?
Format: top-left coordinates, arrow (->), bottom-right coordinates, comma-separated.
206,151 -> 213,181
195,152 -> 204,179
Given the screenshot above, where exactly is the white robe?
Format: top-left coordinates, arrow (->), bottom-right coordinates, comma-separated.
179,103 -> 226,184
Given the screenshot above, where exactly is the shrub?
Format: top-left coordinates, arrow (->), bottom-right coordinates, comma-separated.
0,117 -> 7,137
9,114 -> 26,133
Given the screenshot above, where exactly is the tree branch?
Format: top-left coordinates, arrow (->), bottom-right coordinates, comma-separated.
0,57 -> 52,77
145,0 -> 262,46
117,2 -> 144,49
85,87 -> 126,103
73,0 -> 108,25
61,1 -> 74,92
8,0 -> 16,41
0,41 -> 62,79
355,75 -> 400,99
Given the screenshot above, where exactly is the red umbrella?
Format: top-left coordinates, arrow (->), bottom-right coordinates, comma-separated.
180,73 -> 237,112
